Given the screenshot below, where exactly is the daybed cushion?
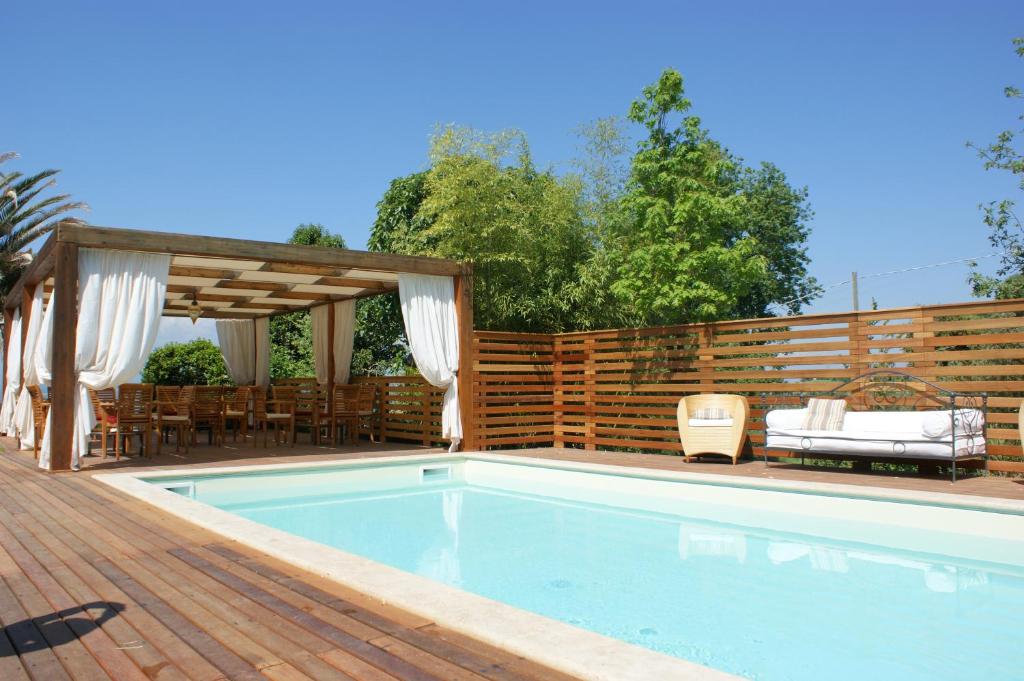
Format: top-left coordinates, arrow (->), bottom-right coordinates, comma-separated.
802,398 -> 846,431
766,408 -> 985,437
765,432 -> 986,460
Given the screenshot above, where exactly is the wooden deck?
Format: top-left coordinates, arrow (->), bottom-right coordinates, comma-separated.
2,437 -> 1023,681
0,437 -> 579,681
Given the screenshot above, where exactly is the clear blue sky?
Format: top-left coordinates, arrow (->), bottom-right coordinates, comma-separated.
6,0 -> 1023,344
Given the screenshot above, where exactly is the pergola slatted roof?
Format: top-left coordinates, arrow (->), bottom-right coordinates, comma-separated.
9,224 -> 470,319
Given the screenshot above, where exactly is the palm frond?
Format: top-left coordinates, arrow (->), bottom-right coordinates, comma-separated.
0,155 -> 85,304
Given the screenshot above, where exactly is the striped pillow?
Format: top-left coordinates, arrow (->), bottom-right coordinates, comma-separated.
693,406 -> 730,420
802,398 -> 847,431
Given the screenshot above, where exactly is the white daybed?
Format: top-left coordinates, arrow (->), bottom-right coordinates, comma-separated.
763,371 -> 987,482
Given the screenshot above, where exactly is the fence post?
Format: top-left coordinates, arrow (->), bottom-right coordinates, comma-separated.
583,337 -> 596,450
553,334 -> 564,448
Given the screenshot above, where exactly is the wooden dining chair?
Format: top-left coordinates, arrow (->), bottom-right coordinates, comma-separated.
27,385 -> 50,460
331,383 -> 377,444
254,390 -> 295,447
329,385 -> 358,444
152,388 -> 192,455
115,383 -> 154,459
191,386 -> 225,446
224,386 -> 253,442
292,383 -> 322,444
88,387 -> 118,458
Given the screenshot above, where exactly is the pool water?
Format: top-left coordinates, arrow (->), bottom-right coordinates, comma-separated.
150,461 -> 1024,681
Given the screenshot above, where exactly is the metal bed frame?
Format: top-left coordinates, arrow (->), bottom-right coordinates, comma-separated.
761,370 -> 988,482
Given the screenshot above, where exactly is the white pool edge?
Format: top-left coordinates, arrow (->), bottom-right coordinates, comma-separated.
94,453 -> 1024,681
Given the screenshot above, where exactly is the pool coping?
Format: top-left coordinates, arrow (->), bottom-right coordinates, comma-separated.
94,452 -> 1024,681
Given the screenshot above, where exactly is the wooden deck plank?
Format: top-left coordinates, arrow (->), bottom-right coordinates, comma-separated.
0,471 -> 267,681
0,488 -> 226,681
0,507 -> 157,681
0,568 -> 76,681
4,478 -> 290,677
0,534 -> 114,681
20,474 -> 421,681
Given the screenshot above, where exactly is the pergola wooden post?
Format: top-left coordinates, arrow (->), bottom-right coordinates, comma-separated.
454,268 -> 476,451
326,301 -> 336,437
48,242 -> 79,471
4,223 -> 477,470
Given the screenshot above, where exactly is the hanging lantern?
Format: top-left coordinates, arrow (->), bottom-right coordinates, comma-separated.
188,293 -> 202,324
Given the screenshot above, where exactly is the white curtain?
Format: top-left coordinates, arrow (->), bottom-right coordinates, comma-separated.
0,309 -> 23,434
39,249 -> 170,470
216,319 -> 256,384
311,300 -> 357,385
254,317 -> 270,387
14,287 -> 45,449
333,300 -> 356,384
398,273 -> 462,451
311,305 -> 330,384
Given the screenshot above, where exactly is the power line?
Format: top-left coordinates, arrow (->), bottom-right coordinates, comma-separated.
769,252 -> 1005,313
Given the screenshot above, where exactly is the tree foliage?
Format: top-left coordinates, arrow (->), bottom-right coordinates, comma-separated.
269,223 -> 346,378
607,69 -> 815,325
0,152 -> 87,306
970,37 -> 1024,300
355,68 -> 818,361
141,339 -> 230,386
351,174 -> 429,376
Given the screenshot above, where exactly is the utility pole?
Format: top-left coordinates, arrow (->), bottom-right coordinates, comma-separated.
851,271 -> 859,311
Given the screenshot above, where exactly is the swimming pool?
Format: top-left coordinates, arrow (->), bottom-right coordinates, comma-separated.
99,455 -> 1024,681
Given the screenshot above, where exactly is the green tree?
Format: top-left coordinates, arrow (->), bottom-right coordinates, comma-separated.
0,152 -> 87,305
608,69 -> 816,325
970,37 -> 1024,299
269,224 -> 346,378
351,174 -> 429,376
416,125 -> 601,332
142,339 -> 230,386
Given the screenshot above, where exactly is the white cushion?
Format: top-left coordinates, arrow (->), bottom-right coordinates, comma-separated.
765,408 -> 984,438
688,418 -> 734,427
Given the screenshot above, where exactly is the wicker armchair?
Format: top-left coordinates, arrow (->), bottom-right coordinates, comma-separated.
676,394 -> 749,465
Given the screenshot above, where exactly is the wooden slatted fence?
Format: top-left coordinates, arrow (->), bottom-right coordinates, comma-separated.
468,299 -> 1024,474
472,331 -> 555,449
352,375 -> 446,446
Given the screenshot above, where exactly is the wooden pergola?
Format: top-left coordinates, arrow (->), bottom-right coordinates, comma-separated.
2,223 -> 475,471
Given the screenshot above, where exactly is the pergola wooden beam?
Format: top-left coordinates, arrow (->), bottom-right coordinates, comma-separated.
58,224 -> 465,276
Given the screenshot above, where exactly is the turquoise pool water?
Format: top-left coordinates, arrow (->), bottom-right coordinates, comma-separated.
150,461 -> 1024,680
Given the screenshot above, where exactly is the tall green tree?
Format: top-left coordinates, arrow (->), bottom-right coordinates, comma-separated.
351,173 -> 430,376
0,152 -> 87,305
416,125 -> 601,332
970,37 -> 1024,299
607,69 -> 816,325
142,339 -> 230,386
269,223 -> 346,378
